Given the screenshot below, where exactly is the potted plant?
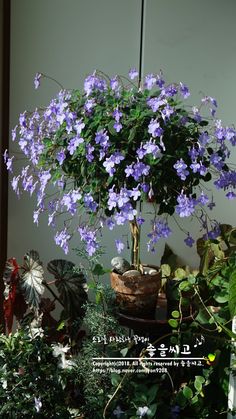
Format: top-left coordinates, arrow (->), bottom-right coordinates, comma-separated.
6,68 -> 236,316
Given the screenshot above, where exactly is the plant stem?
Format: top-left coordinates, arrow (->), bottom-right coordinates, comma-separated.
129,218 -> 141,270
43,281 -> 64,308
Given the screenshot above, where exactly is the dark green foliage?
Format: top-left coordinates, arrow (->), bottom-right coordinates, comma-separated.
0,332 -> 75,418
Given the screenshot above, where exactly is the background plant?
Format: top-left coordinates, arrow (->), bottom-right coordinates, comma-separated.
0,331 -> 77,418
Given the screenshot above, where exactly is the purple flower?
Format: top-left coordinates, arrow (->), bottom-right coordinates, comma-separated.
137,217 -> 145,225
184,234 -> 195,247
114,203 -> 137,225
162,84 -> 178,97
84,98 -> 96,113
113,406 -> 125,418
190,160 -> 200,173
113,108 -> 123,132
34,397 -> 42,413
188,146 -> 199,160
141,183 -> 149,193
156,73 -> 165,88
113,108 -> 122,122
67,136 -> 84,155
198,191 -> 209,205
130,186 -> 141,201
3,149 -> 8,163
175,192 -> 196,217
173,159 -> 189,181
61,190 -> 82,215
144,140 -> 160,157
199,132 -> 210,146
147,219 -> 171,251
179,82 -> 190,98
148,119 -> 163,138
161,104 -> 174,121
84,193 -> 98,212
214,170 -> 236,190
115,239 -> 125,254
192,106 -> 201,123
103,152 -> 124,176
147,97 -> 166,112
132,162 -> 150,181
226,189 -> 236,199
11,175 -> 20,196
206,222 -> 221,240
54,228 -> 71,254
128,68 -> 139,80
95,129 -> 110,148
38,170 -> 51,191
114,122 -> 122,132
33,209 -> 41,225
86,144 -> 95,162
144,74 -> 156,90
106,218 -> 115,230
34,73 -> 42,89
201,95 -> 217,108
110,76 -> 119,90
5,156 -> 14,172
56,149 -> 66,165
74,118 -> 85,134
84,72 -> 107,96
12,126 -> 17,142
210,153 -> 223,170
78,226 -> 98,256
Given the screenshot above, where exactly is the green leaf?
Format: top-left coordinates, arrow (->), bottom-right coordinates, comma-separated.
111,373 -> 121,387
47,259 -> 87,318
229,271 -> 236,316
108,121 -> 117,136
191,395 -> 199,404
174,268 -> 187,280
92,263 -> 110,276
171,310 -> 180,319
95,291 -> 102,304
214,289 -> 229,304
194,376 -> 203,392
168,319 -> 178,328
178,280 -> 191,292
20,250 -> 44,309
128,127 -> 137,142
195,308 -> 210,325
147,386 -> 158,404
148,403 -> 158,417
56,320 -> 65,331
120,347 -> 129,357
195,375 -> 205,384
183,386 -> 193,399
161,264 -> 171,277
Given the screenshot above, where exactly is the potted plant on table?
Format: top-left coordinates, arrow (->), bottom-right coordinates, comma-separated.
6,68 -> 236,316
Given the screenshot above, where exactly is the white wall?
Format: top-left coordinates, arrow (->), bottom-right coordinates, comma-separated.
8,0 -> 236,275
141,0 -> 236,268
8,0 -> 141,270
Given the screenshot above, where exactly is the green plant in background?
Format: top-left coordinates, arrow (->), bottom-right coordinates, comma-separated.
1,228 -> 236,418
3,249 -> 87,338
0,331 -> 77,418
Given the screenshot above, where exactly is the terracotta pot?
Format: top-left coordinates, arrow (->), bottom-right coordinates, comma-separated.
110,267 -> 161,318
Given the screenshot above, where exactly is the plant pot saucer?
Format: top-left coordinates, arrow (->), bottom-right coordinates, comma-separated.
117,293 -> 196,334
